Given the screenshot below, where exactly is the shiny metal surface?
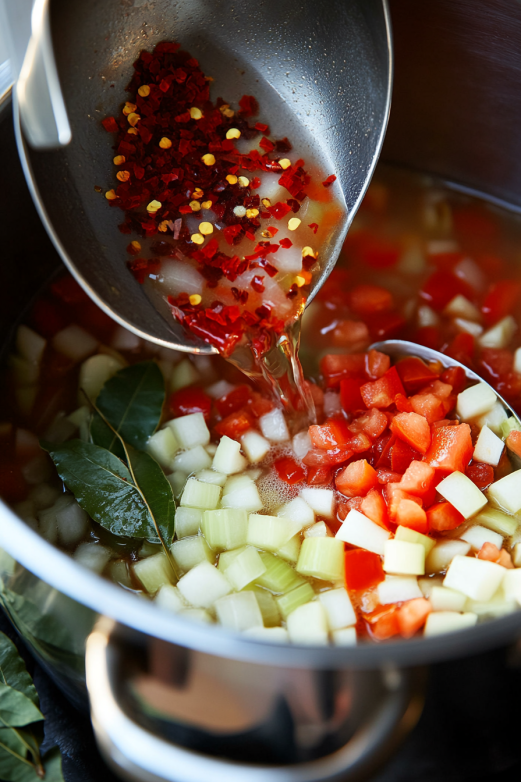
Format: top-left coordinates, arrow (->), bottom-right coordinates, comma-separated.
15,0 -> 392,353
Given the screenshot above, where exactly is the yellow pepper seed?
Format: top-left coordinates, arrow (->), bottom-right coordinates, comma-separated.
261,198 -> 271,207
105,189 -> 118,200
219,104 -> 230,113
233,206 -> 247,217
193,188 -> 204,199
201,154 -> 216,166
130,241 -> 141,251
189,294 -> 202,306
238,176 -> 250,187
189,107 -> 203,120
199,222 -> 214,235
159,137 -> 172,149
202,200 -> 213,209
127,112 -> 141,127
226,174 -> 238,185
191,233 -> 204,245
138,84 -> 151,97
288,217 -> 302,231
226,128 -> 241,140
116,170 -> 130,182
302,246 -> 316,258
158,221 -> 169,233
123,102 -> 137,116
127,128 -> 138,135
146,200 -> 162,213
295,275 -> 307,287
246,208 -> 259,219
279,158 -> 291,169
223,108 -> 235,118
190,201 -> 201,212
113,155 -> 126,166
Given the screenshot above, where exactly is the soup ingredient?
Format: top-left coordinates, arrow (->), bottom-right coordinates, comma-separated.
0,632 -> 64,781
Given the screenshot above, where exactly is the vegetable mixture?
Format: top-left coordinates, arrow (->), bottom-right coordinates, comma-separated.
4,169 -> 521,646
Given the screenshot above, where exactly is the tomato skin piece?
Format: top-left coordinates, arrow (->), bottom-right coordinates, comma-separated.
340,377 -> 365,413
445,333 -> 475,367
426,501 -> 465,531
364,604 -> 400,640
384,483 -> 423,521
350,408 -> 388,441
306,465 -> 332,486
424,423 -> 473,473
397,598 -> 432,638
30,298 -> 68,338
398,460 -> 436,497
391,440 -> 420,473
409,392 -> 447,424
478,542 -> 502,563
396,357 -> 439,394
377,468 -> 403,485
365,349 -> 391,379
361,488 -> 389,530
215,385 -> 251,417
482,280 -> 521,326
466,462 -> 495,490
303,446 -> 353,467
275,457 -> 307,485
390,412 -> 431,455
320,353 -> 367,388
441,366 -> 467,394
168,386 -> 212,421
309,419 -> 351,451
214,410 -> 253,439
506,430 -> 521,458
336,459 -> 379,497
395,393 -> 413,413
344,549 -> 385,591
360,366 -> 405,410
396,499 -> 428,533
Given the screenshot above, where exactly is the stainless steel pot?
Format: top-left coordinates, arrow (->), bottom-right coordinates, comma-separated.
2,1 -> 521,780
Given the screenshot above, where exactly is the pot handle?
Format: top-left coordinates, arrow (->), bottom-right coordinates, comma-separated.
86,617 -> 421,782
16,0 -> 71,148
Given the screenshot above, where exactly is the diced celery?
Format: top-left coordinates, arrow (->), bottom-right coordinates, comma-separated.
212,435 -> 247,474
170,358 -> 201,392
146,428 -> 179,469
247,514 -> 301,552
296,538 -> 345,582
202,509 -> 248,551
180,478 -> 221,510
395,526 -> 436,555
175,507 -> 202,538
277,534 -> 302,563
276,582 -> 315,619
243,586 -> 281,627
166,412 -> 210,450
133,552 -> 175,594
194,469 -> 227,486
171,536 -> 215,573
215,591 -> 264,632
255,551 -> 304,593
218,546 -> 248,573
500,416 -> 521,439
223,546 -> 266,590
221,474 -> 263,512
476,506 -> 519,537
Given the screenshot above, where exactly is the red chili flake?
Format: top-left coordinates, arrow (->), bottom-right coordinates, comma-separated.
126,242 -> 141,256
238,95 -> 259,117
322,174 -> 337,187
259,136 -> 275,153
275,137 -> 292,153
139,126 -> 153,144
279,238 -> 293,249
286,284 -> 299,299
251,276 -> 265,292
128,257 -> 160,284
102,116 -> 119,133
223,224 -> 243,245
231,288 -> 248,304
250,177 -> 261,189
257,259 -> 278,277
308,222 -> 319,234
245,231 -> 256,241
255,122 -> 269,132
179,205 -> 192,214
266,227 -> 279,238
287,198 -> 300,213
268,201 -> 292,220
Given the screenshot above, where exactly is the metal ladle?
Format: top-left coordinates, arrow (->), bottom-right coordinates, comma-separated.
12,0 -> 393,355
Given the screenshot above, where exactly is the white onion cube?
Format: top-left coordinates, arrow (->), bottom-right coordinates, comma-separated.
475,401 -> 508,435
293,430 -> 312,460
241,430 -> 270,463
194,469 -> 227,486
215,591 -> 264,632
436,472 -> 488,519
287,601 -> 329,645
221,475 -> 263,512
336,509 -> 390,555
479,315 -> 517,349
426,540 -> 471,573
502,568 -> 521,605
277,497 -> 315,529
259,409 -> 290,443
155,585 -> 187,613
52,325 -> 98,362
180,478 -> 221,510
383,539 -> 425,576
331,627 -> 357,646
146,428 -> 179,469
443,555 -> 505,600
444,295 -> 481,321
171,535 -> 215,573
460,524 -> 503,551
318,588 -> 356,630
212,435 -> 248,474
300,488 -> 335,520
473,425 -> 504,466
487,470 -> 521,514
175,507 -> 202,538
166,413 -> 210,449
424,611 -> 478,637
456,382 -> 497,421
177,561 -> 232,608
172,445 -> 212,474
429,586 -> 467,612
377,575 -> 422,604
16,325 -> 46,365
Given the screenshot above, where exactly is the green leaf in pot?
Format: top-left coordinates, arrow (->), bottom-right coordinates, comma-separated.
41,439 -> 159,539
126,446 -> 176,547
0,685 -> 43,728
90,361 -> 165,453
0,634 -> 38,706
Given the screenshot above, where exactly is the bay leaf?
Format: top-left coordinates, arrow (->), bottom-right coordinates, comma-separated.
126,447 -> 175,546
41,440 -> 157,539
0,635 -> 38,706
90,362 -> 164,453
0,730 -> 64,782
0,685 -> 43,728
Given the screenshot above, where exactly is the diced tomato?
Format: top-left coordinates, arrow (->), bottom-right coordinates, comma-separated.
477,542 -> 513,568
309,418 -> 352,451
349,431 -> 372,453
396,598 -> 432,638
214,410 -> 253,439
441,366 -> 467,394
29,298 -> 68,338
479,348 -> 513,381
168,386 -> 212,421
409,392 -> 448,424
444,333 -> 475,367
320,353 -> 366,387
350,408 -> 388,440
248,393 -> 274,418
384,483 -> 422,521
506,430 -> 521,458
368,311 -> 407,340
303,446 -> 353,467
424,423 -> 473,473
390,412 -> 431,455
51,275 -> 89,304
364,604 -> 400,640
344,549 -> 385,591
377,468 -> 403,485
396,499 -> 428,533
357,237 -> 401,269
303,380 -> 324,408
336,459 -> 378,497
0,464 -> 26,503
398,461 -> 436,497
306,465 -> 332,486
482,280 -> 521,326
371,432 -> 393,468
361,488 -> 389,530
331,320 -> 370,347
365,349 -> 391,379
347,284 -> 393,315
429,250 -> 466,271
391,440 -> 420,473
395,393 -> 413,413
453,205 -> 499,246
497,549 -> 515,569
215,385 -> 251,417
420,270 -> 472,311
426,501 -> 465,532
396,356 -> 439,394
274,457 -> 306,484
413,326 -> 443,350
360,366 -> 405,409
340,377 -> 365,413
465,462 -> 495,490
